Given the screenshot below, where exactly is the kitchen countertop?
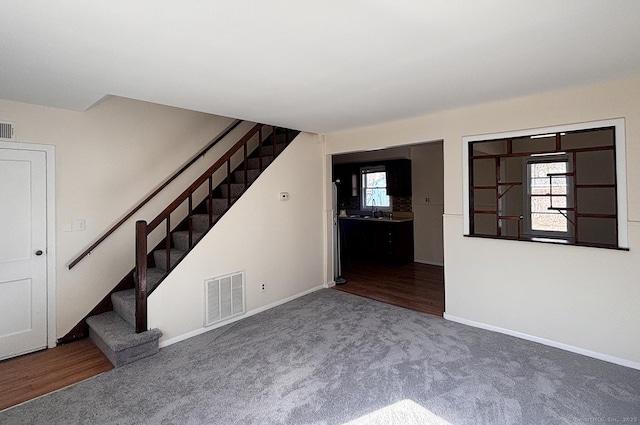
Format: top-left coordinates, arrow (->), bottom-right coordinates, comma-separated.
338,215 -> 414,223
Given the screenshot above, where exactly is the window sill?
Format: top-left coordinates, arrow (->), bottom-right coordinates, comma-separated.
464,234 -> 629,251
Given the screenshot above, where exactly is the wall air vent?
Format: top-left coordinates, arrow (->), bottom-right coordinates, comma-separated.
205,271 -> 245,326
0,121 -> 16,141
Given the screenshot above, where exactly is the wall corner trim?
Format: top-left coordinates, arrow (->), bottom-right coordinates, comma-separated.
443,313 -> 640,371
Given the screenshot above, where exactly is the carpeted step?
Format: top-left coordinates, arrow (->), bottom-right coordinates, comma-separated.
259,143 -> 286,157
153,248 -> 185,271
131,267 -> 165,295
111,289 -> 136,328
246,156 -> 273,170
146,267 -> 165,292
233,169 -> 261,184
208,198 -> 237,215
86,311 -> 162,367
218,183 -> 245,198
191,213 -> 216,232
172,230 -> 205,251
273,132 -> 293,144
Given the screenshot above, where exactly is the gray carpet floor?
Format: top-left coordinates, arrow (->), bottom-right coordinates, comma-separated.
2,289 -> 639,424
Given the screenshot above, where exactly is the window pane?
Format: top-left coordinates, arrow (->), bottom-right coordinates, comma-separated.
551,177 -> 567,195
531,212 -> 567,232
530,161 -> 566,178
365,172 -> 386,189
364,188 -> 390,207
531,195 -> 567,212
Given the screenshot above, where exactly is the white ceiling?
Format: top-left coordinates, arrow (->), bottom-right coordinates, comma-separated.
2,1 -> 640,133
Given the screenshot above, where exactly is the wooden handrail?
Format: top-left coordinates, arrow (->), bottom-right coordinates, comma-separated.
68,119 -> 243,269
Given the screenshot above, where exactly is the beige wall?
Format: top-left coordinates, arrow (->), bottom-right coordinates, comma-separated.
148,132 -> 325,343
325,77 -> 640,367
0,96 -> 246,338
411,142 -> 444,265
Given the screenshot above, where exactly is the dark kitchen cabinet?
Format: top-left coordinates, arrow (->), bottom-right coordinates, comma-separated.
386,159 -> 412,196
340,218 -> 414,265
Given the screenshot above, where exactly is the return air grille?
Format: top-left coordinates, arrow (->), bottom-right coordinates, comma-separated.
205,272 -> 245,326
0,121 -> 16,141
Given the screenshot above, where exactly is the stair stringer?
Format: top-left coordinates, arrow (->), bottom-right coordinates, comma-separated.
147,132 -> 326,345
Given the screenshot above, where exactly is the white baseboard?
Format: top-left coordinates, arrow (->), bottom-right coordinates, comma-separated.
324,280 -> 336,288
159,284 -> 325,348
444,313 -> 640,371
414,259 -> 444,267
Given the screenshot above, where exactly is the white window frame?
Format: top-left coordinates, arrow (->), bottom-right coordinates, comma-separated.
522,154 -> 574,239
360,165 -> 391,211
462,118 -> 628,249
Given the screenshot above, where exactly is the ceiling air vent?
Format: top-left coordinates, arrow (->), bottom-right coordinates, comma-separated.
0,121 -> 16,141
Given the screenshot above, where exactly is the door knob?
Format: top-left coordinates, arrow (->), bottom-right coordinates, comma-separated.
35,250 -> 43,256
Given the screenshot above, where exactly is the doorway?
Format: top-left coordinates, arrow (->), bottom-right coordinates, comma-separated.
0,142 -> 56,360
331,141 -> 445,316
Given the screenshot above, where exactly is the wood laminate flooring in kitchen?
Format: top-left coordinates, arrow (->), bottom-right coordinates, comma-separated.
333,261 -> 445,317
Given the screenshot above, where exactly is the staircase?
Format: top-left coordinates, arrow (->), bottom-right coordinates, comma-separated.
85,126 -> 297,367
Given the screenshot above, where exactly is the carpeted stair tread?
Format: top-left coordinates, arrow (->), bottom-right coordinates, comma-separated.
86,311 -> 162,368
172,230 -> 205,251
258,143 -> 286,157
233,169 -> 261,184
219,183 -> 246,198
246,156 -> 273,170
208,198 -> 237,215
153,248 -> 185,271
192,214 -> 216,232
146,267 -> 165,292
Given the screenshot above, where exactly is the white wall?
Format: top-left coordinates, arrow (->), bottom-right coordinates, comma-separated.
325,77 -> 640,367
148,132 -> 325,344
411,142 -> 444,265
0,96 -> 247,338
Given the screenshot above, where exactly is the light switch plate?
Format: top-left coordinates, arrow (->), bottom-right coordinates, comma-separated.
73,219 -> 86,231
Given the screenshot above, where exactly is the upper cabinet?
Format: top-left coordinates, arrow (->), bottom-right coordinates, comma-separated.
333,158 -> 411,202
386,159 -> 412,197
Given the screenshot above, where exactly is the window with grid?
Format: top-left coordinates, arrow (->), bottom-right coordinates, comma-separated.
526,156 -> 571,236
361,166 -> 390,210
465,122 -> 627,249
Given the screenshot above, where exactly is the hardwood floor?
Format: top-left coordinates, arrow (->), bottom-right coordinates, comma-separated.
0,339 -> 113,411
334,261 -> 445,317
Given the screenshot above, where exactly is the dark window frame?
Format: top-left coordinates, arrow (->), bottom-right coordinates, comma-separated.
463,120 -> 628,250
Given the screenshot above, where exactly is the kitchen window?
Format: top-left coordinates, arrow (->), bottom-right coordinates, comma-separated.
361,166 -> 390,210
463,119 -> 628,249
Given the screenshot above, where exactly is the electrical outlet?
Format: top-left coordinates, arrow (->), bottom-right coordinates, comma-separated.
260,282 -> 266,292
425,197 -> 430,203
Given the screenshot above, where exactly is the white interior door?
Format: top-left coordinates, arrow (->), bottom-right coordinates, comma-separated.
0,147 -> 48,360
